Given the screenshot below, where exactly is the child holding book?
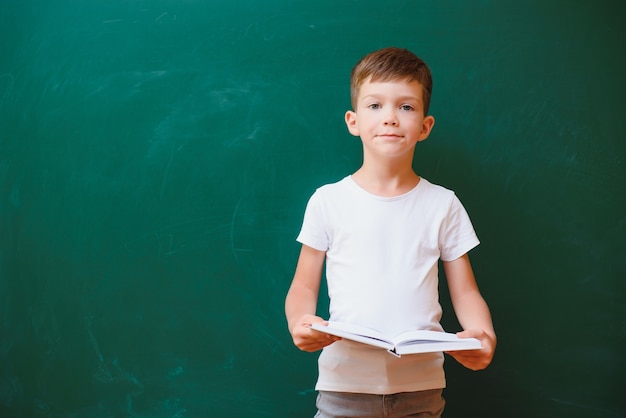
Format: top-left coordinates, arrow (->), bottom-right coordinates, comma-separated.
285,47 -> 496,417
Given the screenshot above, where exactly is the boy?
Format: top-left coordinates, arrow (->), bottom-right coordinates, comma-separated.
285,47 -> 496,417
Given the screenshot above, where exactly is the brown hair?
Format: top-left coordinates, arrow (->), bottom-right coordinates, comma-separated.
350,47 -> 433,114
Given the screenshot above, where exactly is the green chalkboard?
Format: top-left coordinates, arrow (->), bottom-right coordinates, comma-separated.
1,1 -> 624,417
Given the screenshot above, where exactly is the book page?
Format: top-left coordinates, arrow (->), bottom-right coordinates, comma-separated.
391,330 -> 482,355
391,329 -> 472,345
311,322 -> 393,350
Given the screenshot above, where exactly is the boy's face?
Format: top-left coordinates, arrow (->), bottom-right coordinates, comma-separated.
345,78 -> 435,161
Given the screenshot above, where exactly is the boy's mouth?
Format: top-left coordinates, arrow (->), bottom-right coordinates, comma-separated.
377,133 -> 402,139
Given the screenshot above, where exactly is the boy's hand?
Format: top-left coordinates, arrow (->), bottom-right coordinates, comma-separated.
289,314 -> 341,352
445,329 -> 496,371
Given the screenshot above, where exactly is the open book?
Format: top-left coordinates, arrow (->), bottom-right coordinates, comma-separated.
311,321 -> 482,357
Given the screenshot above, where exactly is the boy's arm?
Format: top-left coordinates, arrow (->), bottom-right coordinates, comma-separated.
285,244 -> 340,352
444,253 -> 496,371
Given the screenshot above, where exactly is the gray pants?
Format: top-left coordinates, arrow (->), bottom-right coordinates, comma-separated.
315,389 -> 445,418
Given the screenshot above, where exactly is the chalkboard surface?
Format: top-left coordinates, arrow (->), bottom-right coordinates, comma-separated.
1,1 -> 624,417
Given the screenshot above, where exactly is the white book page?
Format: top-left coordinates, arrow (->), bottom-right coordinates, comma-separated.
311,322 -> 393,350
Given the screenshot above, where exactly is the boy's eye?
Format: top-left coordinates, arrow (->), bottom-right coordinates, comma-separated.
367,103 -> 382,110
400,104 -> 414,111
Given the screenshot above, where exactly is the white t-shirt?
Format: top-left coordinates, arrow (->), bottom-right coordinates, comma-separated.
297,176 -> 479,394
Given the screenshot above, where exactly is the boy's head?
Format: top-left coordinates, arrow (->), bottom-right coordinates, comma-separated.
350,47 -> 433,114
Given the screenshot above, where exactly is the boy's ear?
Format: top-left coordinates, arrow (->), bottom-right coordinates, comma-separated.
345,110 -> 359,136
418,115 -> 435,141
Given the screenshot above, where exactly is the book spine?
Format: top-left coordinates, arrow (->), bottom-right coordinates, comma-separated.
387,348 -> 401,358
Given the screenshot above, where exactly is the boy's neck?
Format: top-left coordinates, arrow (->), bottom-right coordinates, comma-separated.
351,162 -> 420,197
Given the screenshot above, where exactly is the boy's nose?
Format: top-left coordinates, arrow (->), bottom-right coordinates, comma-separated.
383,110 -> 399,126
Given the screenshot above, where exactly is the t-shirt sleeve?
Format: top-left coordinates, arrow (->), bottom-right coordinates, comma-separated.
296,191 -> 329,252
439,195 -> 480,261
